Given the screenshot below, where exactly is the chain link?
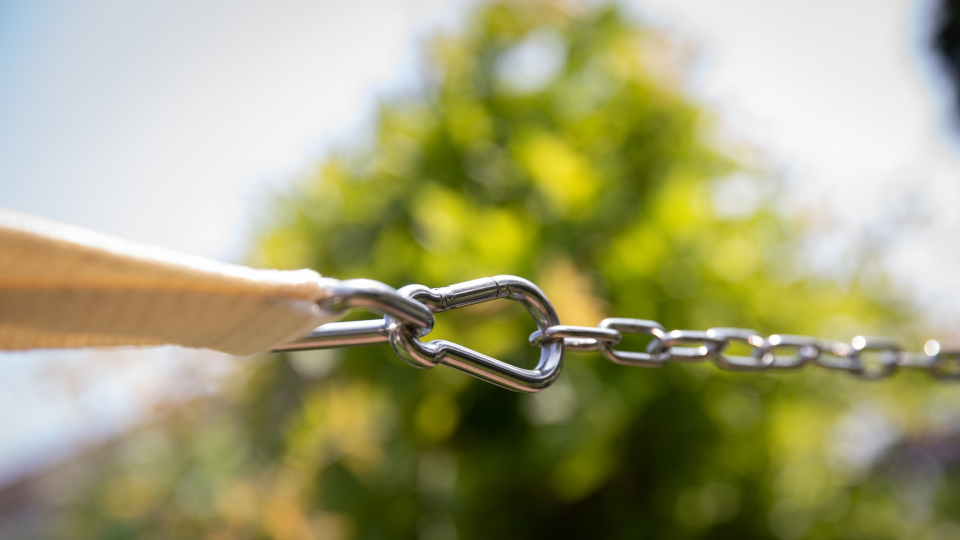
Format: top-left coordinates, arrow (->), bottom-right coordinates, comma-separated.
275,275 -> 959,392
538,324 -> 953,382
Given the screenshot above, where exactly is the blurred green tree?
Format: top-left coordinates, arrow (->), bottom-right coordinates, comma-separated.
24,2 -> 960,540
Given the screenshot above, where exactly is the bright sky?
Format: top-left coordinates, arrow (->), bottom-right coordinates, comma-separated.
0,0 -> 455,261
0,0 -> 460,485
642,0 -> 960,331
2,0 -> 960,483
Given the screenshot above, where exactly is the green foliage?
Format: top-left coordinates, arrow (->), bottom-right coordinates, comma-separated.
25,2 -> 960,540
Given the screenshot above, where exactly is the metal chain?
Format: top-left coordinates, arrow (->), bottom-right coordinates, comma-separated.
273,275 -> 960,392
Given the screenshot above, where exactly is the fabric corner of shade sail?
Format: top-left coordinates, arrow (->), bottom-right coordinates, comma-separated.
0,208 -> 336,356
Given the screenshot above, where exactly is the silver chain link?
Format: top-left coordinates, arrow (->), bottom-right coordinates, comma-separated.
274,275 -> 960,392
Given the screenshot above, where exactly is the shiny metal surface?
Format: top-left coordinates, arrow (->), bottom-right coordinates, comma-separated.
846,336 -> 900,380
597,318 -> 666,367
278,275 -> 959,390
271,278 -> 433,354
529,325 -> 622,352
762,334 -> 821,369
930,349 -> 960,380
897,351 -> 937,370
705,328 -> 773,372
386,276 -> 564,392
814,340 -> 858,371
320,279 -> 434,333
660,329 -> 726,362
272,319 -> 390,352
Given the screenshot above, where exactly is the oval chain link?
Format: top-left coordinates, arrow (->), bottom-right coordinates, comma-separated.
275,276 -> 959,391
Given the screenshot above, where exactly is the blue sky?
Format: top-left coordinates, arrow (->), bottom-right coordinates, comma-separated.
0,0 -> 456,261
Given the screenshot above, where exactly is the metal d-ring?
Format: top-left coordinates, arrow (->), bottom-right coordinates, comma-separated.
319,278 -> 434,332
272,278 -> 433,352
385,276 -> 565,393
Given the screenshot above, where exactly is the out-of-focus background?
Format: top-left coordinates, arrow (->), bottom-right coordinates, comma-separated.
4,0 -> 960,537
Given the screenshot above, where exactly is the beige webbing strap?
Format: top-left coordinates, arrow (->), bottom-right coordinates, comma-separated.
0,209 -> 336,356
